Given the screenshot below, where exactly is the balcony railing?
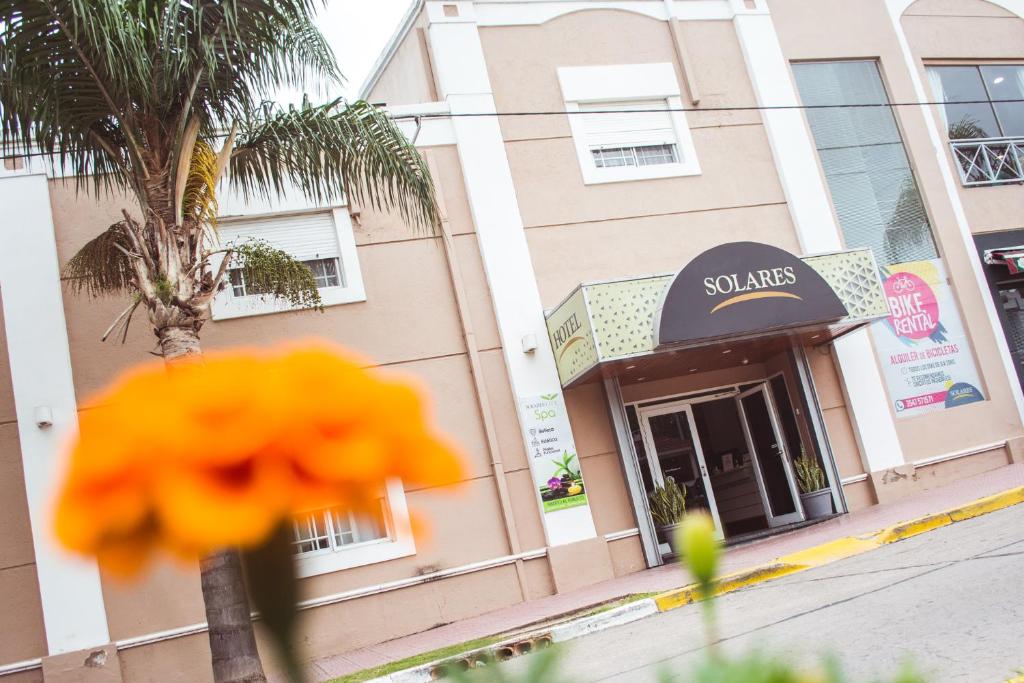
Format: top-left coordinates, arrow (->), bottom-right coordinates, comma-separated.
950,136 -> 1024,187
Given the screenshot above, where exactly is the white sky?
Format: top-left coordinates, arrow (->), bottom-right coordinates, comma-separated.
316,0 -> 415,101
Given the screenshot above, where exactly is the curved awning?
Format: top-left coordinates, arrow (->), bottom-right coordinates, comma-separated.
545,245 -> 888,388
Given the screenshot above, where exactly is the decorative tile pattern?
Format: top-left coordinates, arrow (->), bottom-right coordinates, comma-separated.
804,249 -> 888,321
586,276 -> 672,360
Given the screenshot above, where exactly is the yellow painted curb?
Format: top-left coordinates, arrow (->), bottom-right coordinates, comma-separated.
654,563 -> 805,612
948,486 -> 1024,522
777,536 -> 879,566
653,485 -> 1024,614
873,512 -> 953,545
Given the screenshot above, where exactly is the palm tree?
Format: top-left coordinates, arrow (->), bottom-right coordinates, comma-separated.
1,2 -> 439,681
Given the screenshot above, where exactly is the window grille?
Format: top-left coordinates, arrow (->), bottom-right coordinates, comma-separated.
928,65 -> 1024,186
579,100 -> 681,169
218,211 -> 346,298
292,502 -> 388,557
229,257 -> 342,298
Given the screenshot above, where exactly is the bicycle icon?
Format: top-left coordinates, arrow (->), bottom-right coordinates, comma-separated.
889,274 -> 916,294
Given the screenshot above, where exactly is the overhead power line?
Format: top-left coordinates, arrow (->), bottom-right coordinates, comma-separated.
1,98 -> 1020,160
386,98 -> 1024,120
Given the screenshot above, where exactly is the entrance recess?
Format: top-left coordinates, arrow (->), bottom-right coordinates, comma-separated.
737,384 -> 804,527
635,380 -> 808,541
637,403 -> 724,536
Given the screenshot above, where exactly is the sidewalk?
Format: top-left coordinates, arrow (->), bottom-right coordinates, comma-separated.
305,463 -> 1024,682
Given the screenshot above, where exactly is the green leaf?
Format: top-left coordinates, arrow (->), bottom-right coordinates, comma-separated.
241,522 -> 305,683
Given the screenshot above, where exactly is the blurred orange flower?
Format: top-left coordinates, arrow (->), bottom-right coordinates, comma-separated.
54,343 -> 463,575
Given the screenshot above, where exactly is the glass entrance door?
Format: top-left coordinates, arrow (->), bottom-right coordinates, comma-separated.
638,403 -> 723,537
736,384 -> 805,527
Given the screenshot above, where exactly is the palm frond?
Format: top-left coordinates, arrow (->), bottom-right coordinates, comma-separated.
62,222 -> 136,297
229,99 -> 440,232
183,139 -> 220,228
1,1 -> 340,203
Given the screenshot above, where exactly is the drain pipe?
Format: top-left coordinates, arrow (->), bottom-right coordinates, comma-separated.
663,0 -> 701,105
426,154 -> 531,602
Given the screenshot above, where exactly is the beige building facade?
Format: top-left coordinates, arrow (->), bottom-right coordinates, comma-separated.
3,0 -> 1024,680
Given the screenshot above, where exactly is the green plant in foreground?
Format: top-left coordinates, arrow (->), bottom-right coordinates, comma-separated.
794,450 -> 827,494
649,477 -> 687,527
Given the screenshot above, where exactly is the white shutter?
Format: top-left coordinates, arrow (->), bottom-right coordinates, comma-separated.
218,212 -> 339,262
578,100 -> 676,148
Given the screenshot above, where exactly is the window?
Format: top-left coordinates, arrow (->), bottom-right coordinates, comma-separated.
211,209 -> 365,320
580,100 -> 681,170
927,65 -> 1024,186
928,65 -> 1024,140
558,63 -> 701,184
229,257 -> 342,297
292,479 -> 416,577
792,60 -> 938,266
293,502 -> 388,556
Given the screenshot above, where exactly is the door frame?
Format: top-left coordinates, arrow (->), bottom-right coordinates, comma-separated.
636,400 -> 725,537
736,382 -> 805,527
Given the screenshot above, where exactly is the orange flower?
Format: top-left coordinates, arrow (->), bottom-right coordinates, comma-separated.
54,342 -> 463,575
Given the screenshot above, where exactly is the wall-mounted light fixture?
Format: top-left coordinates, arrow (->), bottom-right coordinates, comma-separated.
521,333 -> 538,354
34,405 -> 53,429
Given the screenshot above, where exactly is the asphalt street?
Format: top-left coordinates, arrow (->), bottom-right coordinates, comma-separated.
505,504 -> 1024,682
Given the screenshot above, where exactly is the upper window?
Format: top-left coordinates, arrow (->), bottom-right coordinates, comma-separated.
211,209 -> 365,320
927,65 -> 1024,186
928,65 -> 1024,140
580,100 -> 681,170
558,63 -> 701,184
792,60 -> 938,267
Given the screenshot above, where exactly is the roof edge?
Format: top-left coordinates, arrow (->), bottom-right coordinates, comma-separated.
358,0 -> 426,102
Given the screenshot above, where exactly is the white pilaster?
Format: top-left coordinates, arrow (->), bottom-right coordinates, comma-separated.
426,0 -> 598,546
884,0 -> 1024,433
0,174 -> 111,653
732,8 -> 905,471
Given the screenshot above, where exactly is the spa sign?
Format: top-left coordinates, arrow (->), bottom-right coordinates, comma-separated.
518,393 -> 588,513
655,242 -> 848,347
871,259 -> 984,416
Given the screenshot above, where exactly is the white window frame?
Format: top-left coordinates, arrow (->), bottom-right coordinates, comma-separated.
294,479 -> 416,578
558,63 -> 701,184
210,207 -> 366,321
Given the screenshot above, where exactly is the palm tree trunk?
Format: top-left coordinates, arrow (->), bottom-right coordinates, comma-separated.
158,324 -> 204,360
161,324 -> 267,683
200,550 -> 268,683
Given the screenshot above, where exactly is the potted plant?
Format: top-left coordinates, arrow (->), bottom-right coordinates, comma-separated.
649,476 -> 687,545
794,449 -> 832,519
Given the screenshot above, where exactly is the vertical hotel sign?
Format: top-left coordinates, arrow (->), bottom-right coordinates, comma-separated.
871,259 -> 984,416
547,288 -> 598,386
519,393 -> 588,513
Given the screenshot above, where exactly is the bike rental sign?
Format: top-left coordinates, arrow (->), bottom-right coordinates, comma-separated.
871,259 -> 985,416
